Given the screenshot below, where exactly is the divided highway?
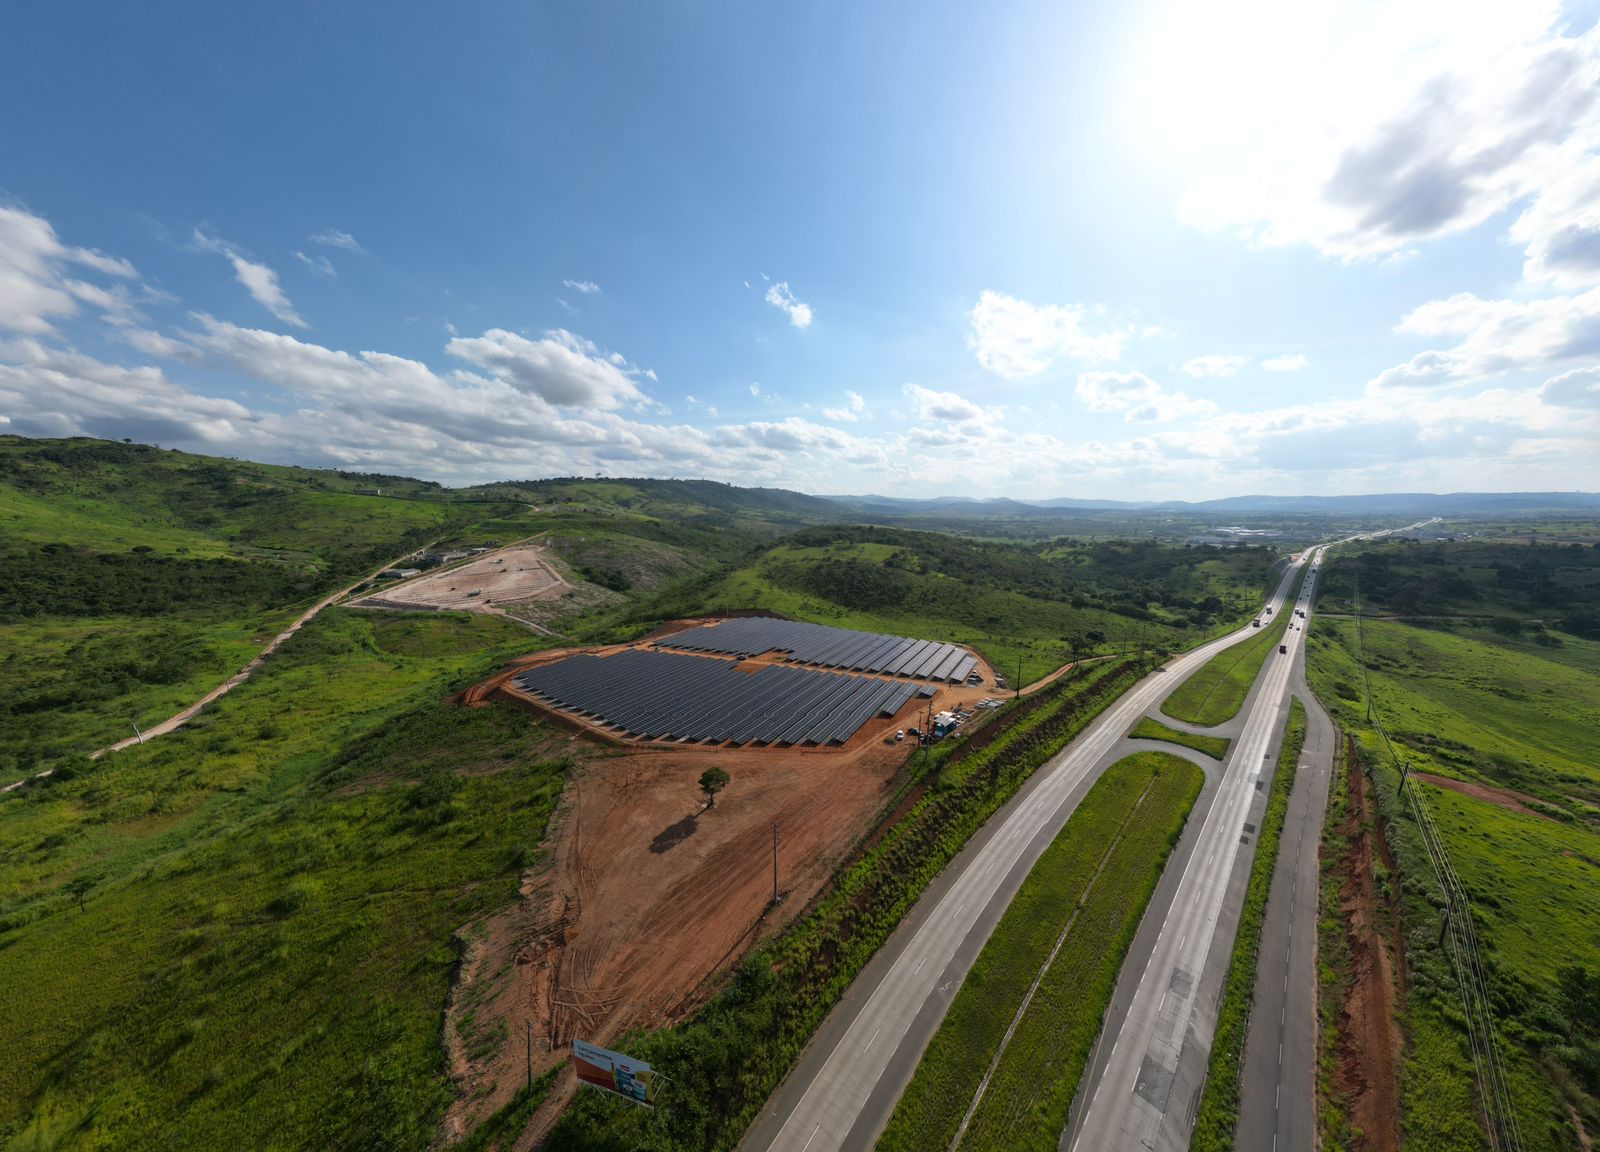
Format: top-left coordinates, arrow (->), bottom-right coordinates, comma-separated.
740,559 -> 1310,1152
1064,549 -> 1324,1152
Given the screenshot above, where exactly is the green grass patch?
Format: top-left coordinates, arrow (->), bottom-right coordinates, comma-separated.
1306,555 -> 1600,1149
879,751 -> 1203,1152
1191,698 -> 1306,1151
1161,593 -> 1297,726
543,659 -> 1145,1151
1129,715 -> 1230,759
0,609 -> 568,1150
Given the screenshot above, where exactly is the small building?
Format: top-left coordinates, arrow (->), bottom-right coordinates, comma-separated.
381,568 -> 422,579
932,710 -> 959,738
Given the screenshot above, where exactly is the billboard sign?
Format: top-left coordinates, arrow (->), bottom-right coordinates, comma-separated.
573,1039 -> 659,1106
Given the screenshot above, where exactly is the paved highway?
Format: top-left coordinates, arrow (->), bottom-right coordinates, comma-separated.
1235,665 -> 1336,1152
1065,549 -> 1325,1152
740,561 -> 1310,1152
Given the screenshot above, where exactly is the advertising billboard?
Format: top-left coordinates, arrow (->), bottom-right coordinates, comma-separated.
573,1039 -> 659,1106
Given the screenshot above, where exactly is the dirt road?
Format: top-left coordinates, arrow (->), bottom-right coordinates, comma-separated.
89,546 -> 439,760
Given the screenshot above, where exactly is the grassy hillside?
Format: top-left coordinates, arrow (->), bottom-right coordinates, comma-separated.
0,610 -> 565,1152
584,524 -> 1280,681
1307,548 -> 1600,1150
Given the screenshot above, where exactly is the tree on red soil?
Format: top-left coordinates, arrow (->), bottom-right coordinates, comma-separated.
699,767 -> 730,808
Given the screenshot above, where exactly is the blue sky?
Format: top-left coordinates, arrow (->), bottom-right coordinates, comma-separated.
2,1 -> 1597,497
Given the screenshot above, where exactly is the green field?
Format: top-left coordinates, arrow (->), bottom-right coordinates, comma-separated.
1191,698 -> 1305,1151
0,610 -> 567,1151
1306,568 -> 1600,1148
1128,715 -> 1231,759
878,752 -> 1203,1152
1161,593 -> 1295,726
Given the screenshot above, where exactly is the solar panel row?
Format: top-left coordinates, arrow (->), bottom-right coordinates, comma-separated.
513,649 -> 920,746
658,617 -> 978,683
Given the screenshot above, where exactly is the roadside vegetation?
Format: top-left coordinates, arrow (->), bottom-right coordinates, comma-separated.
1129,715 -> 1231,759
1161,589 -> 1297,726
0,610 -> 569,1150
1191,699 -> 1306,1151
543,657 -> 1144,1151
1307,538 -> 1600,1151
879,751 -> 1203,1152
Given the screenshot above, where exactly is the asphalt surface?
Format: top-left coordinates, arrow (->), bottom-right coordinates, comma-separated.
738,562 -> 1309,1152
1235,670 -> 1336,1152
1064,550 -> 1324,1152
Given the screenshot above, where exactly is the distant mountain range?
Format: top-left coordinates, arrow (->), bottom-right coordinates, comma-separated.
826,491 -> 1600,517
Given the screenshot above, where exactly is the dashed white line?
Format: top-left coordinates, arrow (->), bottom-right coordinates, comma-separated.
864,1026 -> 881,1053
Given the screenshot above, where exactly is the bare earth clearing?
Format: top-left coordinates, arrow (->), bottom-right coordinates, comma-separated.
441,636 -> 998,1144
354,545 -> 567,612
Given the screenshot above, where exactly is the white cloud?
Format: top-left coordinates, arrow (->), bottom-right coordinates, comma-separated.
748,382 -> 761,397
122,327 -> 201,363
0,205 -> 138,335
1391,285 -> 1600,378
1538,365 -> 1600,409
902,382 -> 1001,425
966,290 -> 1125,379
193,228 -> 307,328
823,390 -> 868,422
1263,353 -> 1309,371
1182,354 -> 1249,378
1076,371 -> 1219,423
444,328 -> 648,409
310,229 -> 362,252
294,251 -> 337,277
563,279 -> 601,295
1160,1 -> 1600,273
764,281 -> 813,328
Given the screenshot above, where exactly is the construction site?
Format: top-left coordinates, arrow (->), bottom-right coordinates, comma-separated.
444,617 -> 1000,1142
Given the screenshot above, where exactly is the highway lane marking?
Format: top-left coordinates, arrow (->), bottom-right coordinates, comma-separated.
912,955 -> 927,976
801,1124 -> 822,1152
864,1026 -> 881,1053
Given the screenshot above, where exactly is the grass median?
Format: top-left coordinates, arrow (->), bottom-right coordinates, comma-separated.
1161,580 -> 1299,727
1129,715 -> 1230,759
1190,697 -> 1306,1152
878,751 -> 1204,1152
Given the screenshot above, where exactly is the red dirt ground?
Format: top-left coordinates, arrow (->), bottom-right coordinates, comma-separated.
440,640 -> 999,1145
1412,771 -> 1550,819
1332,736 -> 1404,1152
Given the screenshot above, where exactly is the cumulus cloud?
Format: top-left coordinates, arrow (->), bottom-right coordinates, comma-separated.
563,279 -> 601,295
1539,364 -> 1600,408
1263,353 -> 1309,371
764,281 -> 813,328
444,328 -> 648,409
1391,285 -> 1600,378
310,229 -> 362,252
967,290 -> 1124,379
0,205 -> 138,335
903,382 -> 1000,425
1076,371 -> 1219,423
193,228 -> 306,328
1183,354 -> 1249,378
823,390 -> 868,422
1167,2 -> 1600,280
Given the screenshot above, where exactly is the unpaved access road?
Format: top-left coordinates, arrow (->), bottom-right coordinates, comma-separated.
88,545 -> 440,760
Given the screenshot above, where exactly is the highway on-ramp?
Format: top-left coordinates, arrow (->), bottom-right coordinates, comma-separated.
739,559 -> 1309,1152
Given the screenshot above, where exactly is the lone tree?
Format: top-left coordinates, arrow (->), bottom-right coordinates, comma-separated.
67,876 -> 93,913
699,767 -> 730,809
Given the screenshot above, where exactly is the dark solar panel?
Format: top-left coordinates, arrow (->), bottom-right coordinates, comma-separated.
514,649 -> 919,746
657,618 -> 974,680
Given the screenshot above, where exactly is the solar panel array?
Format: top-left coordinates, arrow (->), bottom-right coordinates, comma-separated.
657,618 -> 978,683
514,649 -> 920,745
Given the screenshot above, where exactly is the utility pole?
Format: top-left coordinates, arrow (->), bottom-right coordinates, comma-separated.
131,719 -> 143,745
525,1019 -> 533,1091
772,823 -> 780,905
1016,655 -> 1022,699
